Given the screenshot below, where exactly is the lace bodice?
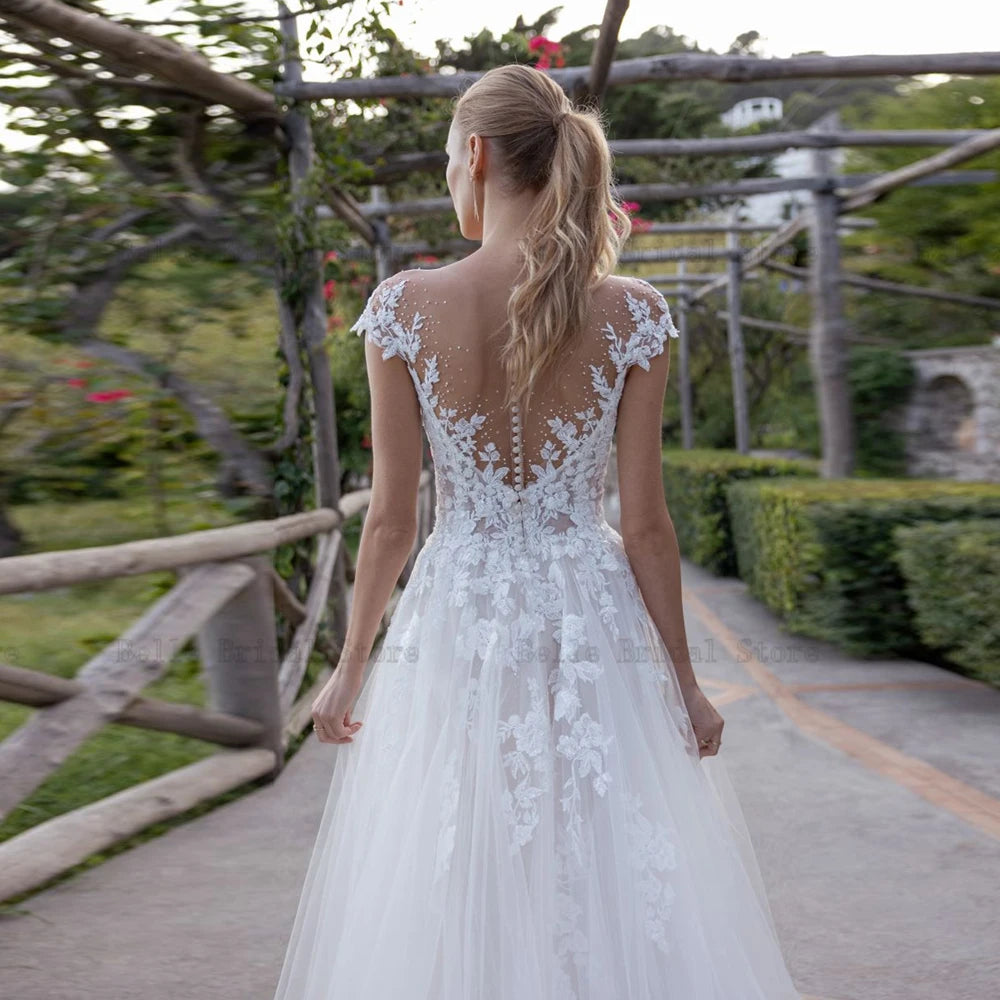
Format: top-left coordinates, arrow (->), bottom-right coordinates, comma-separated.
351,270 -> 678,564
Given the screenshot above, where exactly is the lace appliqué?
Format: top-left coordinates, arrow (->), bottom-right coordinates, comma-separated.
432,747 -> 461,883
624,790 -> 678,954
498,676 -> 552,851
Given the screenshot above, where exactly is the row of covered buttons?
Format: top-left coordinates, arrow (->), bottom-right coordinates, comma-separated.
511,401 -> 524,493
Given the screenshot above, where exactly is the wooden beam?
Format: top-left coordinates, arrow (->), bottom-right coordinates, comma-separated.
0,562 -> 256,820
278,51 -> 1000,101
0,508 -> 342,595
714,310 -> 895,346
716,311 -> 809,338
619,248 -> 740,262
0,747 -> 277,901
808,112 -> 854,478
0,662 -> 266,747
584,0 -> 629,103
726,216 -> 750,454
369,132 -> 996,181
277,530 -> 342,713
763,261 -> 1000,311
2,0 -> 277,120
356,171 -> 992,219
675,261 -> 694,450
840,127 -> 1000,212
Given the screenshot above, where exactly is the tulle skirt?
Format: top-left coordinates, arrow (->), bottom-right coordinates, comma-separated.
272,530 -> 802,999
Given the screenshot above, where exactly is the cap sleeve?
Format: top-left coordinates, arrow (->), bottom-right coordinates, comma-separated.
620,278 -> 679,372
350,275 -> 418,363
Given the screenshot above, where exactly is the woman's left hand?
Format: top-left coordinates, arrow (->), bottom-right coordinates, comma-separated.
311,666 -> 364,744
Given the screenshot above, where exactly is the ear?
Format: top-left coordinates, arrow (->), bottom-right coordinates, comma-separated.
468,133 -> 485,175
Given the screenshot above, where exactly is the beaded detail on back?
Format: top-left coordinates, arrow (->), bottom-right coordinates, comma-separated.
351,272 -> 678,554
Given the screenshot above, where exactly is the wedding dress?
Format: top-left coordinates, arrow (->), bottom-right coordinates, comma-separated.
271,273 -> 802,999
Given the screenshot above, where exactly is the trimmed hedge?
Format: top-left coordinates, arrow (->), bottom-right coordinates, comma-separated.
893,518 -> 1000,684
659,449 -> 818,576
725,477 -> 1000,658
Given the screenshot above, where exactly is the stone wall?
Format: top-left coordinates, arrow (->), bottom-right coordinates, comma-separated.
900,344 -> 1000,482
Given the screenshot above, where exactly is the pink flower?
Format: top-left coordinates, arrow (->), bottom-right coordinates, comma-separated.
66,377 -> 87,388
621,201 -> 641,214
86,389 -> 133,403
630,217 -> 652,233
323,279 -> 337,300
324,250 -> 339,262
528,36 -> 561,54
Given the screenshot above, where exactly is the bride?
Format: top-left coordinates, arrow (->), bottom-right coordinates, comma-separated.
273,63 -> 802,999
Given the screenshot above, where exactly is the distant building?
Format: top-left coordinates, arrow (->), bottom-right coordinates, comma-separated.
715,100 -> 846,227
719,96 -> 783,130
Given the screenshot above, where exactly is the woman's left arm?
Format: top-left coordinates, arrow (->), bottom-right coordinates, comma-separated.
337,334 -> 424,680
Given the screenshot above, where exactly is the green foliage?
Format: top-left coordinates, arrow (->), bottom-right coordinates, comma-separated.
847,346 -> 916,477
892,519 -> 1000,684
839,76 -> 1000,347
660,448 -> 819,575
725,477 -> 1000,661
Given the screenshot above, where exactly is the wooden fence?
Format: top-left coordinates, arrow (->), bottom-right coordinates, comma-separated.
0,470 -> 435,900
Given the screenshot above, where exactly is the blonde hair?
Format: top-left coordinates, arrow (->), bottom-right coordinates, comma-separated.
451,64 -> 632,411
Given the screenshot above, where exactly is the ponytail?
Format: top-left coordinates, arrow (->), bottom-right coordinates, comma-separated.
452,64 -> 632,411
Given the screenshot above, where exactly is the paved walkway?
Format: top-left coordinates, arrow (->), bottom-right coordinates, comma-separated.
2,486 -> 999,999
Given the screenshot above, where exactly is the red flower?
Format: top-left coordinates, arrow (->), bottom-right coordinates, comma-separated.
529,35 -> 563,70
413,253 -> 440,264
326,314 -> 343,332
528,36 -> 561,54
66,377 -> 87,388
86,389 -> 133,403
323,279 -> 337,300
73,359 -> 94,369
360,432 -> 371,449
324,250 -> 339,263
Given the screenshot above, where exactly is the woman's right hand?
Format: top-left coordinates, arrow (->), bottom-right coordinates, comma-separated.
680,683 -> 724,758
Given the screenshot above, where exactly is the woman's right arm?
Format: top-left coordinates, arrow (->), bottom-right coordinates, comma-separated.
615,333 -> 700,694
614,292 -> 725,758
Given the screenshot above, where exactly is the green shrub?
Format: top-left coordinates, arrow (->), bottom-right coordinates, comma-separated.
659,449 -> 818,576
848,346 -> 915,477
725,477 -> 1000,658
893,518 -> 1000,683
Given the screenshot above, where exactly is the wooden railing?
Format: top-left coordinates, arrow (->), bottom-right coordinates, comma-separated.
0,470 -> 435,900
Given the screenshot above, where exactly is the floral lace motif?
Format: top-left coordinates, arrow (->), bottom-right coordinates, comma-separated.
624,790 -> 679,953
352,273 -> 682,980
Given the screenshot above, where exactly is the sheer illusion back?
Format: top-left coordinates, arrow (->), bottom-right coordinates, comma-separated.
350,270 -> 679,549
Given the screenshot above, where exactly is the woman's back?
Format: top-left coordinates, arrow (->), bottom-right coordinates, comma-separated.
351,266 -> 678,562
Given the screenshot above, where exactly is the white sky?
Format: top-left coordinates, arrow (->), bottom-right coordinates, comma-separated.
389,0 -> 998,60
2,0 -> 996,153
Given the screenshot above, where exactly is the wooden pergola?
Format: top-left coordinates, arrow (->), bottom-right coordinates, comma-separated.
272,9 -> 1000,477
2,0 -> 999,899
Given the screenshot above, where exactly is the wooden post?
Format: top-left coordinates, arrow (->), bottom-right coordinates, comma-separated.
676,260 -> 694,450
278,2 -> 349,645
807,111 -> 855,477
726,209 -> 750,453
197,556 -> 284,776
370,185 -> 395,282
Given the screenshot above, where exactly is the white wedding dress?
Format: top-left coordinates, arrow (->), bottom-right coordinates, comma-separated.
272,273 -> 802,999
